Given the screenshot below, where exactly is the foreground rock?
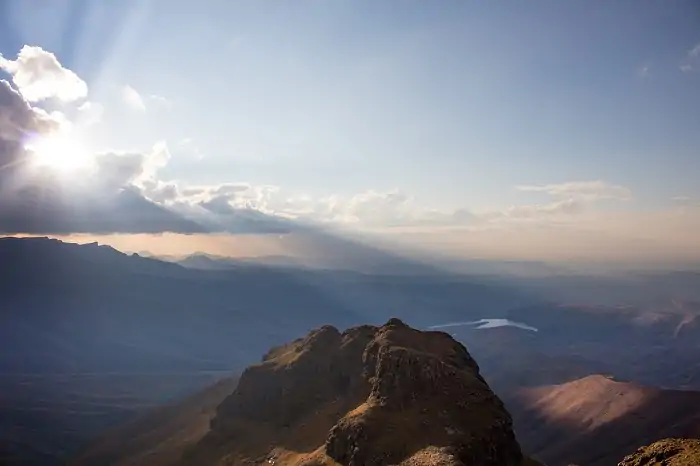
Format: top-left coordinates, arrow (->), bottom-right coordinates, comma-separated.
618,438 -> 700,466
183,318 -> 532,466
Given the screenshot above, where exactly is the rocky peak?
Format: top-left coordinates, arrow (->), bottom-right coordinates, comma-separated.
618,438 -> 700,466
188,319 -> 528,466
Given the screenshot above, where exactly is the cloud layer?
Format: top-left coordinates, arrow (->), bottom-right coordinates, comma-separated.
516,181 -> 632,201
1,42 -> 695,261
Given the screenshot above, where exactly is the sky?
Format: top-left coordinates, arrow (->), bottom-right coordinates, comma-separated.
0,0 -> 699,265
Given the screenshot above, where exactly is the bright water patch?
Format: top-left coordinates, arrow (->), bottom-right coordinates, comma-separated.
429,319 -> 538,332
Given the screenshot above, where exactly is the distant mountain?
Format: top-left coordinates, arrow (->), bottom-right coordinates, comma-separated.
506,375 -> 700,466
175,253 -> 304,270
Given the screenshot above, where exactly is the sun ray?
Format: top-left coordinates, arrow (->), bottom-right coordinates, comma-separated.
25,132 -> 93,174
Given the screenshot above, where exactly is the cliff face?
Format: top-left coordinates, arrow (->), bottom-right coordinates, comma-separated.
184,318 -> 527,466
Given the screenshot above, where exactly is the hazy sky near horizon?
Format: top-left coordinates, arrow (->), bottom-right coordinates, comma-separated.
0,1 -> 699,263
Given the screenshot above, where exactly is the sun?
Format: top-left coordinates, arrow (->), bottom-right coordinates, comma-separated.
26,132 -> 93,173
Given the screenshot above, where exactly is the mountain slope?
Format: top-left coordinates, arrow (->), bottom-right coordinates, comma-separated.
507,375 -> 700,465
70,377 -> 237,466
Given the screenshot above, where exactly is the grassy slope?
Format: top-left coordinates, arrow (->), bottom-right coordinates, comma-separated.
69,377 -> 237,466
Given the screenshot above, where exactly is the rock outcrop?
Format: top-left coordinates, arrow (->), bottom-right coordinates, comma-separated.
618,438 -> 700,466
184,318 -> 529,466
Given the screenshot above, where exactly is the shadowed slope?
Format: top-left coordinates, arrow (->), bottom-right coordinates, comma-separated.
69,377 -> 238,466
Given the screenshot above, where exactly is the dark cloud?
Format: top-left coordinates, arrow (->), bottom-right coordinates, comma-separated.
199,195 -> 236,215
0,184 -> 207,234
141,180 -> 180,203
93,151 -> 149,191
197,195 -> 296,234
0,80 -> 60,171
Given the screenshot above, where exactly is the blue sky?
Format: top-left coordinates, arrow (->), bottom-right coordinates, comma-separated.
0,1 -> 698,263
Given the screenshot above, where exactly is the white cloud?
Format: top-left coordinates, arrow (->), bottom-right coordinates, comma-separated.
516,180 -> 632,201
148,93 -> 171,108
122,85 -> 146,111
0,45 -> 87,102
155,182 -> 601,230
122,85 -> 170,112
141,141 -> 170,180
477,198 -> 583,222
680,43 -> 700,72
76,101 -> 104,126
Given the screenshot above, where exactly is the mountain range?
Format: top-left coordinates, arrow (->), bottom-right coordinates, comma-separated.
1,237 -> 699,465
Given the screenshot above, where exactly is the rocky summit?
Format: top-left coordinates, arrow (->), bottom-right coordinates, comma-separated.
182,318 -> 532,466
618,438 -> 700,466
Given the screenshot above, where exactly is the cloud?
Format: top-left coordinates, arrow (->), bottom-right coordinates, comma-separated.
0,186 -> 207,234
478,198 -> 583,221
0,46 -> 296,235
516,180 -> 632,201
0,79 -> 62,171
148,93 -> 171,108
200,195 -> 236,215
0,75 -> 205,234
0,45 -> 652,236
450,180 -> 633,225
76,101 -> 104,126
253,189 -> 477,228
122,85 -> 170,112
139,180 -> 180,204
0,46 -> 87,102
122,85 -> 146,111
680,43 -> 700,72
91,141 -> 170,192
